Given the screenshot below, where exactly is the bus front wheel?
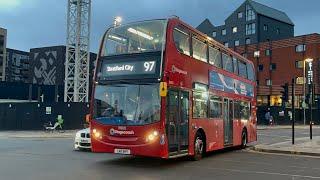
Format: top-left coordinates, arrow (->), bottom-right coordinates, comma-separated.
193,132 -> 204,161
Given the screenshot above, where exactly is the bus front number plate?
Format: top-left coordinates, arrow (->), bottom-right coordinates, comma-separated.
114,148 -> 131,155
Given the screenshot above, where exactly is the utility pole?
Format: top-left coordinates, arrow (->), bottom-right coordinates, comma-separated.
309,83 -> 313,140
64,0 -> 91,102
291,78 -> 295,145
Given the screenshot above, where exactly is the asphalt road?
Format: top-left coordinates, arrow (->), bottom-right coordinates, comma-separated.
1,136 -> 320,180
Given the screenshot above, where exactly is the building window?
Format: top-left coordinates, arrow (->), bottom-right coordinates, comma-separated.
254,51 -> 260,58
257,96 -> 269,106
245,38 -> 251,45
258,64 -> 263,71
266,79 -> 272,86
295,44 -> 306,52
224,42 -> 229,47
276,28 -> 280,34
296,77 -> 304,84
238,12 -> 243,19
222,29 -> 226,36
234,40 -> 240,46
295,60 -> 304,68
246,23 -> 256,35
246,4 -> 255,21
232,27 -> 238,33
265,49 -> 271,56
212,31 -> 217,37
270,63 -> 276,71
263,24 -> 268,31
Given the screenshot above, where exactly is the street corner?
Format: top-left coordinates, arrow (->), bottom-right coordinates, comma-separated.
253,136 -> 320,157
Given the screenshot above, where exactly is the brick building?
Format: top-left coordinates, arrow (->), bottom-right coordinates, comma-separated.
234,33 -> 320,108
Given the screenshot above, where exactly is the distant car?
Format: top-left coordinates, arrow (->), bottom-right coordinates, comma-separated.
74,128 -> 91,150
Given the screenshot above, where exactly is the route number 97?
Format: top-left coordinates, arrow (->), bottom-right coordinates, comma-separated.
144,61 -> 155,72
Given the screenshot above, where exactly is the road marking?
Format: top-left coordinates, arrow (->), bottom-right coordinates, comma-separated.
184,164 -> 320,179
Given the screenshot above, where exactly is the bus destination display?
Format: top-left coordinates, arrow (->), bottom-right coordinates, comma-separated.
103,60 -> 156,77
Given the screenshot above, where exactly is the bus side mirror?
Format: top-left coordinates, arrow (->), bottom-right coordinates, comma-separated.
159,82 -> 167,97
85,114 -> 91,123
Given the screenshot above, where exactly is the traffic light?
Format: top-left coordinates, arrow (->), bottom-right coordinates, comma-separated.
281,83 -> 289,103
306,93 -> 311,104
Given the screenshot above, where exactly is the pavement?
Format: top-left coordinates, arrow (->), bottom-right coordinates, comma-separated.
258,125 -> 320,130
0,130 -> 77,139
254,125 -> 320,157
253,136 -> 320,156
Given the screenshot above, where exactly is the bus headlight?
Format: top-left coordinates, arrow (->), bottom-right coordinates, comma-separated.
93,129 -> 102,139
146,131 -> 159,142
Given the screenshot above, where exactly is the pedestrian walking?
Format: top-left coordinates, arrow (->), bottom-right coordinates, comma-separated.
265,109 -> 271,125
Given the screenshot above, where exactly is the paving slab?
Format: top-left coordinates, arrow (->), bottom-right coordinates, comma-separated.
253,136 -> 320,157
258,125 -> 320,130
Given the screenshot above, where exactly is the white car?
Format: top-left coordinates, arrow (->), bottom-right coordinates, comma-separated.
74,128 -> 91,150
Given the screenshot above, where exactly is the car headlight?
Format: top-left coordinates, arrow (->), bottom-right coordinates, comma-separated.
75,132 -> 81,138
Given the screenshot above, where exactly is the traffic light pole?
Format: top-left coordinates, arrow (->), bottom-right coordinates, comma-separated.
292,78 -> 295,145
310,83 -> 313,140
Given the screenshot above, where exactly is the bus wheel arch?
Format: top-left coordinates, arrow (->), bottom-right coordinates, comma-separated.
241,127 -> 248,149
192,128 -> 206,161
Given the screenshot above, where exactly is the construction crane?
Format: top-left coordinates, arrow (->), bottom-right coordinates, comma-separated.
64,0 -> 91,102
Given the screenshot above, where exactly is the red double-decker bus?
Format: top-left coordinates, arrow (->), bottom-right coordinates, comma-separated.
90,17 -> 257,160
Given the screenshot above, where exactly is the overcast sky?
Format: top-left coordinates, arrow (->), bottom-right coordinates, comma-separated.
0,0 -> 319,53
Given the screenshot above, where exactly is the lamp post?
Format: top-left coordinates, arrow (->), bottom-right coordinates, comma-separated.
303,58 -> 313,125
114,16 -> 122,27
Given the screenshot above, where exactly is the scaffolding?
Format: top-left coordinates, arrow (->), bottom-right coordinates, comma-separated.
64,0 -> 91,102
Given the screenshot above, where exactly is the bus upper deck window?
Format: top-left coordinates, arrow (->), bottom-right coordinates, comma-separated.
173,27 -> 190,56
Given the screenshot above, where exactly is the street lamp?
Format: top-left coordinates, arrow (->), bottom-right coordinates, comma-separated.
303,58 -> 313,125
114,16 -> 122,27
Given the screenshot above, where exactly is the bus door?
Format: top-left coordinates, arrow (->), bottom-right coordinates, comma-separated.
223,99 -> 233,146
166,89 -> 189,155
